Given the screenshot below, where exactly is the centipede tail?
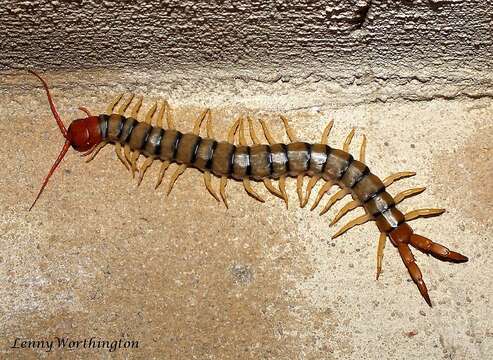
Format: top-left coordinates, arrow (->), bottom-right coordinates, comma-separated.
28,70 -> 469,306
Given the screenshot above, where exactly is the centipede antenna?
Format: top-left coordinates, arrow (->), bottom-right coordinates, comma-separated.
28,69 -> 68,139
29,140 -> 71,211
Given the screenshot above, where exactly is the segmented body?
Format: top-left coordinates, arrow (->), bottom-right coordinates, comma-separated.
100,113 -> 401,234
27,69 -> 469,307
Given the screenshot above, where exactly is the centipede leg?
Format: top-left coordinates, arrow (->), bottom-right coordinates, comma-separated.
280,115 -> 298,142
130,150 -> 141,178
302,175 -> 320,208
130,95 -> 143,119
203,171 -> 220,202
296,175 -> 304,207
106,93 -> 124,114
167,164 -> 187,196
320,117 -> 334,145
263,178 -> 283,199
279,176 -> 288,209
247,116 -> 261,144
155,161 -> 170,189
137,157 -> 154,186
343,128 -> 355,152
220,176 -> 229,208
124,144 -> 133,168
83,141 -> 107,163
405,208 -> 445,221
320,188 -> 350,216
383,171 -> 416,187
310,181 -> 333,211
192,109 -> 210,135
259,119 -> 276,145
78,106 -> 92,117
115,143 -> 130,170
359,134 -> 367,162
376,232 -> 387,280
394,187 -> 426,204
397,244 -> 432,307
243,178 -> 265,202
145,102 -> 158,125
332,214 -> 371,239
116,93 -> 135,115
206,110 -> 214,138
330,199 -> 360,226
164,100 -> 174,129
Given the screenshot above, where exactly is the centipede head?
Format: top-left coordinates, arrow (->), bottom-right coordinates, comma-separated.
28,70 -> 103,210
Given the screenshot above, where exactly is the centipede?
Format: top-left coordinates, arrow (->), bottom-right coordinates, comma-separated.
27,69 -> 468,307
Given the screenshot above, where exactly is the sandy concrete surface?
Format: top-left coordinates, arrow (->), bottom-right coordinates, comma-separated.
0,69 -> 492,359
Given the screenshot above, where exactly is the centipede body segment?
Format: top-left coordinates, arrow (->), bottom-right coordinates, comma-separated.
28,70 -> 469,307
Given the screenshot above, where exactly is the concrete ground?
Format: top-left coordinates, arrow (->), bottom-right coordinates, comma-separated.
0,68 -> 492,359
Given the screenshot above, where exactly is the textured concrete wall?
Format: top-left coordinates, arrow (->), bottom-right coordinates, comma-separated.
1,0 -> 492,102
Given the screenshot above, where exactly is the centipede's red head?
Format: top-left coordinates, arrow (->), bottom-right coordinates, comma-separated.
28,70 -> 103,210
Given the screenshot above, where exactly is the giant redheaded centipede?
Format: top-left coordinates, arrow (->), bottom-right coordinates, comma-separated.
27,69 -> 468,307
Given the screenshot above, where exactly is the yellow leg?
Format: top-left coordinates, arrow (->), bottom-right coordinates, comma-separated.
310,181 -> 333,210
116,94 -> 135,115
220,176 -> 229,208
405,208 -> 445,221
394,187 -> 426,204
238,117 -> 247,145
192,109 -> 210,135
206,110 -> 214,138
227,118 -> 240,143
204,171 -> 220,202
130,95 -> 143,119
279,176 -> 288,209
263,178 -> 283,199
359,134 -> 367,162
164,100 -> 174,129
302,176 -> 320,208
84,141 -> 107,163
167,164 -> 187,196
130,150 -> 140,178
280,115 -> 298,142
330,200 -> 360,226
124,143 -> 132,164
320,188 -> 349,215
115,143 -> 130,170
259,119 -> 276,145
343,128 -> 355,152
296,175 -> 304,207
243,178 -> 265,202
154,161 -> 170,189
247,116 -> 261,144
332,214 -> 371,239
320,118 -> 334,145
106,93 -> 124,114
383,171 -> 416,187
376,232 -> 386,280
145,102 -> 158,125
137,157 -> 154,186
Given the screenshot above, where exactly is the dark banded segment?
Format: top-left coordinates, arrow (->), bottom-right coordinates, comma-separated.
340,160 -> 369,189
353,173 -> 385,203
194,139 -> 216,170
106,114 -> 125,141
143,127 -> 164,157
174,133 -> 201,164
249,144 -> 271,180
365,191 -> 395,218
98,114 -> 109,140
375,208 -> 405,233
308,144 -> 328,176
128,122 -> 152,151
286,142 -> 311,176
159,129 -> 181,161
211,142 -> 235,177
323,149 -> 353,180
232,145 -> 250,180
270,143 -> 288,179
119,117 -> 138,143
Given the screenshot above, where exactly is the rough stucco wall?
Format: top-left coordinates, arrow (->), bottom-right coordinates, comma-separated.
1,0 -> 493,102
